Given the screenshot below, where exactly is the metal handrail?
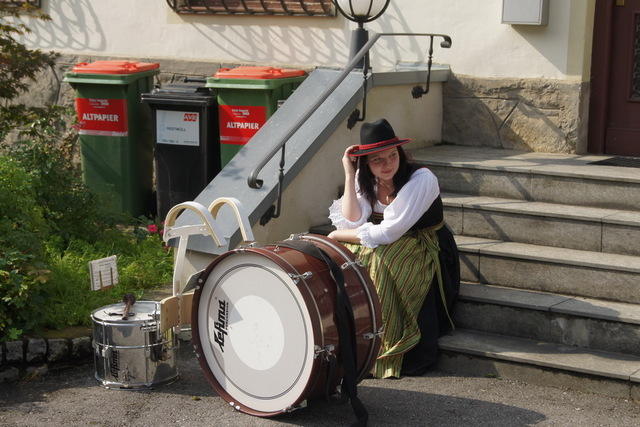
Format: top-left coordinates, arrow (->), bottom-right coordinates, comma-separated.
247,32 -> 452,191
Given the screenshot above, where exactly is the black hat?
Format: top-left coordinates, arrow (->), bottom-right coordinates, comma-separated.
348,118 -> 412,157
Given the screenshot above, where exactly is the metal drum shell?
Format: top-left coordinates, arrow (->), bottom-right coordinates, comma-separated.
91,301 -> 179,389
191,234 -> 382,417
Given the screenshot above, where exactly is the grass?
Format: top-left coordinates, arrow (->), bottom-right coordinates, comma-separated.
38,227 -> 173,331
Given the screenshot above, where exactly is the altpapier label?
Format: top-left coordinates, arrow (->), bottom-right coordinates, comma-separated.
75,98 -> 128,137
218,105 -> 266,145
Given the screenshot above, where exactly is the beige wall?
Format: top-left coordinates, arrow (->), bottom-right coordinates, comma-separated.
18,0 -> 595,81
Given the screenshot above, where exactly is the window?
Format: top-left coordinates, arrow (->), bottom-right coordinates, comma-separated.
166,0 -> 336,17
0,0 -> 41,7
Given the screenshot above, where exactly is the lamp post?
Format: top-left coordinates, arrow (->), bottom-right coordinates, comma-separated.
334,0 -> 391,68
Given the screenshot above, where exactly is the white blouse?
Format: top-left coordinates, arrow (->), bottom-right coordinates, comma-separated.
328,168 -> 440,248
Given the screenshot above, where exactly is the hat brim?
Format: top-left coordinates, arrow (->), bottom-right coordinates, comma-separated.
348,138 -> 412,157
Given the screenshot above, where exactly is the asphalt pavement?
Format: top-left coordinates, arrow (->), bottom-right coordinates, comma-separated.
1,344 -> 639,426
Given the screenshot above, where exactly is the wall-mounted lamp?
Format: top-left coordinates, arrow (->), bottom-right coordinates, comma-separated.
334,0 -> 391,68
333,0 -> 390,128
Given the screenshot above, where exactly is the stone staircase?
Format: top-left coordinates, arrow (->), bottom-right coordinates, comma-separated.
408,145 -> 640,400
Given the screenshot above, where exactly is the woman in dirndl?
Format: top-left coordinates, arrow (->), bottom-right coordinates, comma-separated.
327,118 -> 460,379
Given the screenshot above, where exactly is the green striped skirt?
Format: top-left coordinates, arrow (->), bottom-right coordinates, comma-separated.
345,228 -> 442,378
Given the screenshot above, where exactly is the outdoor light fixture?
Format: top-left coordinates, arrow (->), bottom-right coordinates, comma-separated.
334,0 -> 391,66
333,0 -> 390,128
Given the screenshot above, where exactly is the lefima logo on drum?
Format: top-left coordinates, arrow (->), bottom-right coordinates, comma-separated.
214,299 -> 229,352
110,349 -> 119,380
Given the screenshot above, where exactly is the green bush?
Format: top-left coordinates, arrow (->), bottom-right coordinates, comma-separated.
7,107 -> 114,245
41,228 -> 173,329
0,157 -> 49,340
0,5 -> 173,340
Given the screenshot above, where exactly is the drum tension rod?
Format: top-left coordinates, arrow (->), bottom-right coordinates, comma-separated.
288,271 -> 313,284
363,328 -> 384,340
341,260 -> 364,270
314,344 -> 335,360
285,400 -> 307,413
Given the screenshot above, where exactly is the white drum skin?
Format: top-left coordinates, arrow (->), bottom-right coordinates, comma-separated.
196,253 -> 317,413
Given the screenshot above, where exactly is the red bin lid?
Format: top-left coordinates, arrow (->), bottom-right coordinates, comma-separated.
213,66 -> 306,79
71,61 -> 160,74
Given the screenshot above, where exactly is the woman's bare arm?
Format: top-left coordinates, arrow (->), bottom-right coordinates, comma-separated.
341,145 -> 362,222
327,228 -> 361,244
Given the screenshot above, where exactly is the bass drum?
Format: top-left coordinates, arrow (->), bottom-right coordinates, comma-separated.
191,233 -> 382,416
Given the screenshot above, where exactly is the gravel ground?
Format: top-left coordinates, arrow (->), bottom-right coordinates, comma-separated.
1,344 -> 638,426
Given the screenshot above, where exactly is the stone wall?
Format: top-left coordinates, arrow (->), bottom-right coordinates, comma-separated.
442,74 -> 589,154
0,336 -> 92,382
16,57 -> 590,155
14,55 -> 232,111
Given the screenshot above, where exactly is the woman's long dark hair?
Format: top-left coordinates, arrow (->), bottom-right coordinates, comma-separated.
356,146 -> 417,207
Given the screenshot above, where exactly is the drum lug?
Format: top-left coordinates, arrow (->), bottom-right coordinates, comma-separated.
363,328 -> 384,340
341,260 -> 364,270
288,271 -> 313,284
314,344 -> 335,360
287,233 -> 305,241
285,400 -> 307,412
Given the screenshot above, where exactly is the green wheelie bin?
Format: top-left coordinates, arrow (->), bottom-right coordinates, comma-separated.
206,66 -> 307,167
64,61 -> 159,217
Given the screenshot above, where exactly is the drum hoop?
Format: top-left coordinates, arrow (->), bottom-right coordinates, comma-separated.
191,248 -> 324,416
91,301 -> 160,324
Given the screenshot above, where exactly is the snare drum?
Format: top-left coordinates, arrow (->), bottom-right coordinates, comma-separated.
192,233 -> 382,416
92,301 -> 178,389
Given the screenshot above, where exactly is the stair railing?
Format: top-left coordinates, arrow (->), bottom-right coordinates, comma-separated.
248,32 -> 452,225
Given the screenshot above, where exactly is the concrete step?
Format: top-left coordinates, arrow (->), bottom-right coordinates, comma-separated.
455,235 -> 640,304
443,193 -> 640,256
409,145 -> 640,211
437,329 -> 640,400
456,282 -> 640,356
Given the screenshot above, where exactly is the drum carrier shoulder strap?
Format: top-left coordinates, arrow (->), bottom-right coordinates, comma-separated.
278,240 -> 368,427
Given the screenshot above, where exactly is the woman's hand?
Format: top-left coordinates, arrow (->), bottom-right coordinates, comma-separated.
341,145 -> 358,177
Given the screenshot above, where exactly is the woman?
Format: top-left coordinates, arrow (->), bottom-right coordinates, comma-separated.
327,118 -> 459,379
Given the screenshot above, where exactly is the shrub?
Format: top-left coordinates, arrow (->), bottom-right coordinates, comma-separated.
40,228 -> 173,329
0,157 -> 49,340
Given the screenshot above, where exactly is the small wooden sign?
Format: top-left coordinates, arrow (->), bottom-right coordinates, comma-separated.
89,256 -> 119,291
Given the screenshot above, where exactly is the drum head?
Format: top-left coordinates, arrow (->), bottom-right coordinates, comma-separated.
91,301 -> 158,324
194,251 -> 316,414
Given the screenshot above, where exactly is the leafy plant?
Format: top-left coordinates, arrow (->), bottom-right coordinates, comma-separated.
0,3 -> 58,139
0,4 -> 174,340
41,228 -> 173,329
0,157 -> 49,338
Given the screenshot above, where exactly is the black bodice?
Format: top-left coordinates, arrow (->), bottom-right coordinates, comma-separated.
367,165 -> 444,231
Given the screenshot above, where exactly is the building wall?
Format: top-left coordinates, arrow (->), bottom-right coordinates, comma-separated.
16,0 -> 597,153
19,0 -> 594,80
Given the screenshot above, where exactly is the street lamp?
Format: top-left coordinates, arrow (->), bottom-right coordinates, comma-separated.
334,0 -> 391,68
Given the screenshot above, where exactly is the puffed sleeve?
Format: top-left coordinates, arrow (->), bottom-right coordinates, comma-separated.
328,175 -> 372,230
356,168 -> 440,248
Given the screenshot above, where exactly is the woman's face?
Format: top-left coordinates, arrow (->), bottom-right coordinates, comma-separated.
366,147 -> 400,182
